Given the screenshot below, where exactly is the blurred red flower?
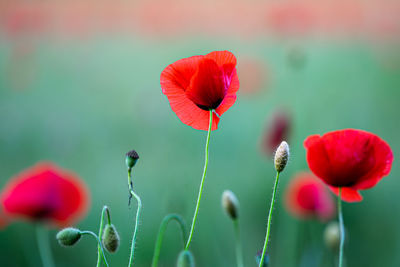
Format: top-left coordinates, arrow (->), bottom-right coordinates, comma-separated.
262,109 -> 291,156
0,162 -> 89,227
160,51 -> 240,130
285,172 -> 335,221
304,129 -> 393,202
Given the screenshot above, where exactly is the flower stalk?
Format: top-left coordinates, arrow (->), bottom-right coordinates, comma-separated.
36,226 -> 55,267
97,206 -> 111,267
338,188 -> 345,267
127,169 -> 142,267
185,110 -> 213,250
151,214 -> 187,267
258,171 -> 281,267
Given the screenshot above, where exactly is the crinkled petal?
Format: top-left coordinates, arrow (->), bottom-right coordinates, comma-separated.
329,186 -> 363,202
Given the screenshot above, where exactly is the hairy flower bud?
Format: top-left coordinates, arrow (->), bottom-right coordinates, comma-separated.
102,224 -> 120,253
56,227 -> 81,246
221,190 -> 239,220
274,141 -> 289,173
177,250 -> 195,267
125,150 -> 139,170
324,221 -> 340,251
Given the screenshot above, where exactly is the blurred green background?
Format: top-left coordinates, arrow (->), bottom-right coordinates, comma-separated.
1,1 -> 400,267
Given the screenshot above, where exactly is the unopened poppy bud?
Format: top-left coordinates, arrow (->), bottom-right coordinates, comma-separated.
56,227 -> 81,246
125,150 -> 139,170
221,190 -> 239,220
274,141 -> 289,173
324,221 -> 340,251
177,250 -> 195,267
102,224 -> 120,253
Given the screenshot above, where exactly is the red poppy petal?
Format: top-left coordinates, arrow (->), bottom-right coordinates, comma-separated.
215,69 -> 239,115
304,134 -> 332,183
161,55 -> 203,94
186,58 -> 226,109
352,135 -> 393,190
329,186 -> 363,202
205,50 -> 237,67
161,83 -> 219,131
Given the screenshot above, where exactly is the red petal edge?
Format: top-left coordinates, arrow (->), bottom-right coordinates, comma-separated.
329,186 -> 363,202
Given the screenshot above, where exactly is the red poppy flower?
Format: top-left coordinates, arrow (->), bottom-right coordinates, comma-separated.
285,172 -> 335,221
160,50 -> 240,131
304,129 -> 393,202
0,162 -> 89,227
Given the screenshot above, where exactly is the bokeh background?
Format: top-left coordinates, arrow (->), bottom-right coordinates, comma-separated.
0,0 -> 399,266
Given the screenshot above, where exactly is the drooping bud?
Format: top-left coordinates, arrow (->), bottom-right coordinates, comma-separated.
177,250 -> 195,267
274,141 -> 289,173
324,221 -> 340,251
102,224 -> 120,253
56,227 -> 82,246
255,249 -> 269,267
221,190 -> 239,220
125,150 -> 139,171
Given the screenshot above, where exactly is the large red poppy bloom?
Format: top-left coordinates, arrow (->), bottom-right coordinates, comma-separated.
304,129 -> 393,202
0,162 -> 89,227
285,172 -> 335,221
160,50 -> 240,131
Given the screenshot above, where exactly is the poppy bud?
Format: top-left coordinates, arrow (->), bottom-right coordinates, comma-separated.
102,224 -> 120,253
125,150 -> 139,170
177,250 -> 195,267
324,221 -> 340,251
221,190 -> 239,220
274,141 -> 289,173
56,227 -> 82,246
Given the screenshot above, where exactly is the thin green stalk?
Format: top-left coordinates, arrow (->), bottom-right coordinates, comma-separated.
151,214 -> 187,267
97,206 -> 111,267
259,171 -> 281,267
128,170 -> 142,267
80,231 -> 109,267
36,226 -> 55,267
338,188 -> 345,267
233,219 -> 244,267
185,110 -> 213,250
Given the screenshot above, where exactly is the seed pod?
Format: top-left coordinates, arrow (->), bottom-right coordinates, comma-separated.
274,141 -> 290,173
125,150 -> 139,170
102,224 -> 120,253
221,190 -> 239,220
177,250 -> 195,267
56,227 -> 81,246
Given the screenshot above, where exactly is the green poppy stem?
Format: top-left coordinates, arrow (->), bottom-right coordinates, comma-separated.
36,226 -> 55,267
259,171 -> 281,267
151,214 -> 187,267
97,206 -> 111,267
128,169 -> 142,267
233,219 -> 244,267
80,231 -> 109,267
185,110 -> 213,250
338,187 -> 345,267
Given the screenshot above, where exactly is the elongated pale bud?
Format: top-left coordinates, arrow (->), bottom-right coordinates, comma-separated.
126,150 -> 139,171
274,141 -> 289,173
102,224 -> 120,253
324,221 -> 340,251
56,227 -> 82,246
221,190 -> 239,220
177,250 -> 195,267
